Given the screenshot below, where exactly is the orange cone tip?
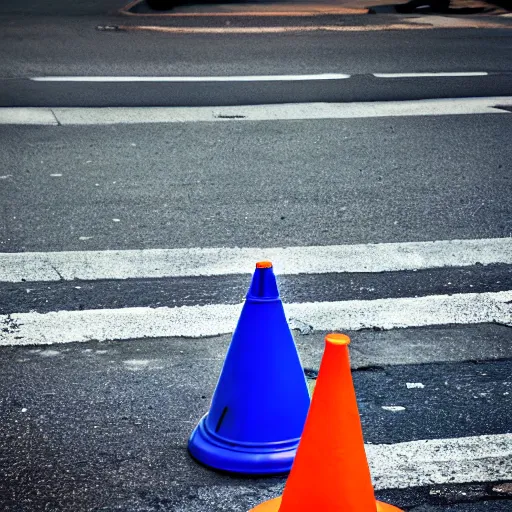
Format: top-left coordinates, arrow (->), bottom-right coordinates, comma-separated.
256,261 -> 273,269
249,332 -> 403,512
325,332 -> 350,346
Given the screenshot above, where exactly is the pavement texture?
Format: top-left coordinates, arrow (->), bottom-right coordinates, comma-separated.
1,3 -> 511,511
3,264 -> 512,313
0,324 -> 511,511
1,19 -> 512,79
1,115 -> 511,252
0,0 -> 127,16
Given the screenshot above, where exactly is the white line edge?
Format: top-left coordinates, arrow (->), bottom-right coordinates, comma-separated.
373,72 -> 489,78
30,74 -> 351,82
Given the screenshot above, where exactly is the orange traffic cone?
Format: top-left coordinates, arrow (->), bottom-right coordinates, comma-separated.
250,333 -> 403,512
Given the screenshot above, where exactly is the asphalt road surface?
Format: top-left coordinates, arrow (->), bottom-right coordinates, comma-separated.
0,1 -> 511,511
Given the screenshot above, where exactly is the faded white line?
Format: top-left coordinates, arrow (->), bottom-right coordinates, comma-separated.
120,24 -> 422,34
0,108 -> 58,125
30,74 -> 350,82
369,433 -> 512,489
406,15 -> 506,29
1,237 -> 511,283
2,97 -> 511,126
1,291 -> 511,346
109,22 -> 508,34
374,72 -> 489,78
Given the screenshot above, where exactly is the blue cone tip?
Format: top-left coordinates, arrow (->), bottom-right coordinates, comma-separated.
246,262 -> 279,301
188,261 -> 310,475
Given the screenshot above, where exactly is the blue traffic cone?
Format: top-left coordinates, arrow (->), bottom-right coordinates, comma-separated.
188,261 -> 310,475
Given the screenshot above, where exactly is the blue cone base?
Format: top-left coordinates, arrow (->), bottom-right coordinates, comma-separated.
188,415 -> 299,475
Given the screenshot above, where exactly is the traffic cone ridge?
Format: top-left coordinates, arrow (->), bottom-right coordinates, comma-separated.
247,263 -> 279,301
249,333 -> 403,511
188,263 -> 310,475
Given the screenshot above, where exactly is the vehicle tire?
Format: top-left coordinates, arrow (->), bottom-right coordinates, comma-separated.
146,0 -> 174,10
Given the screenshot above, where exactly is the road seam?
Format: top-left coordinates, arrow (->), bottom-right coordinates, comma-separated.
49,108 -> 60,126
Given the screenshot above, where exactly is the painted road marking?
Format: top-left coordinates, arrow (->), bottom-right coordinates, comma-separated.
406,14 -> 509,29
368,433 -> 512,489
374,72 -> 489,78
1,97 -> 511,126
2,238 -> 512,283
110,22 -> 508,34
30,74 -> 351,82
0,108 -> 58,125
1,290 -> 510,346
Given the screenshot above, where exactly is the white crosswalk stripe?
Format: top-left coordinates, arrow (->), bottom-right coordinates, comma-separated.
2,291 -> 511,347
368,433 -> 512,490
1,237 -> 511,282
2,237 -> 511,346
1,97 -> 511,125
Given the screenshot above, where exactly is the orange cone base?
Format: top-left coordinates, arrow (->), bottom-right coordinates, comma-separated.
249,496 -> 404,512
249,497 -> 282,511
376,501 -> 405,512
249,496 -> 281,512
